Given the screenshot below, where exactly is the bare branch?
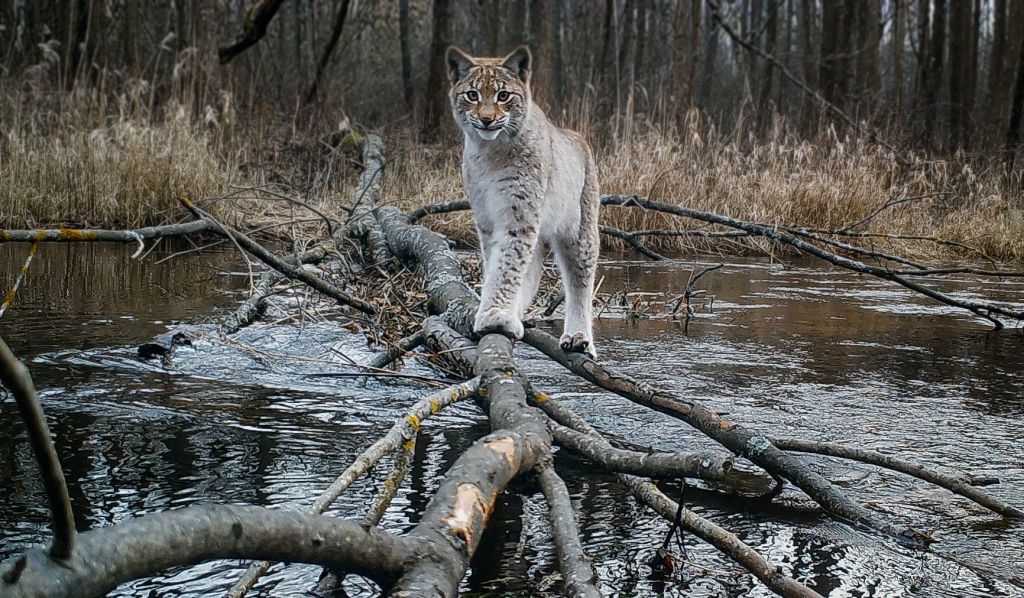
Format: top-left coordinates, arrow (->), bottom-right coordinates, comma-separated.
0,336 -> 76,561
226,377 -> 478,598
599,225 -> 670,260
522,327 -> 933,547
537,465 -> 601,598
706,0 -> 897,154
218,0 -> 286,64
407,200 -> 471,223
531,391 -> 821,598
602,195 -> 1024,328
771,438 -> 1023,517
0,220 -> 210,244
0,242 -> 39,319
180,199 -> 377,315
2,505 -> 412,598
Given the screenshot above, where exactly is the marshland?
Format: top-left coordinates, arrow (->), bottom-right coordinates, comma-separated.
1,2 -> 1023,597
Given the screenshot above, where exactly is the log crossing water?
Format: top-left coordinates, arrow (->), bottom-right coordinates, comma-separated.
1,244 -> 1022,597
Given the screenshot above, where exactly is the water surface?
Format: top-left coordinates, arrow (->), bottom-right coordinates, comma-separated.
1,244 -> 1022,597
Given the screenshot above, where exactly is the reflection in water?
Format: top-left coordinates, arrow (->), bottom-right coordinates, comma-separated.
1,245 -> 1023,597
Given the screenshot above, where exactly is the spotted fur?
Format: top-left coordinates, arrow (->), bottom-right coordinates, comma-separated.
447,45 -> 600,358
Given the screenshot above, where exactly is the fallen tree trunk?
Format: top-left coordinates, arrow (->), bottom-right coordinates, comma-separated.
5,134 -> 1021,598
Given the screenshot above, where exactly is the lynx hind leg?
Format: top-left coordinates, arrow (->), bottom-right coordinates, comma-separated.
555,157 -> 600,359
517,246 -> 545,320
553,231 -> 598,359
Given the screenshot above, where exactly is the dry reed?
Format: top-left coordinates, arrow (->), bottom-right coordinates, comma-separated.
2,78 -> 1022,261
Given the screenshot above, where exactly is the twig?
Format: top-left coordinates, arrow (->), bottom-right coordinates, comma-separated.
602,195 -> 1024,329
0,336 -> 76,560
180,199 -> 377,315
841,192 -> 953,232
367,330 -> 425,370
0,242 -> 39,319
225,378 -> 479,598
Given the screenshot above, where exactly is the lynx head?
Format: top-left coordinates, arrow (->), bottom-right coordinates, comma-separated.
446,46 -> 532,141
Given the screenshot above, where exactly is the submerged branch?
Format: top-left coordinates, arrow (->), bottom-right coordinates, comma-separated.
532,390 -> 821,598
601,195 -> 1024,328
771,438 -> 1023,517
226,377 -> 478,598
0,336 -> 76,561
537,465 -> 601,598
522,327 -> 932,547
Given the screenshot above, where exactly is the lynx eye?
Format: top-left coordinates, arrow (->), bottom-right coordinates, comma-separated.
465,90 -> 479,102
497,90 -> 511,102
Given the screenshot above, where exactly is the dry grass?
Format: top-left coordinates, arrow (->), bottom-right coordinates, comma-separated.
0,84 -> 239,228
388,109 -> 1024,261
2,81 -> 1022,262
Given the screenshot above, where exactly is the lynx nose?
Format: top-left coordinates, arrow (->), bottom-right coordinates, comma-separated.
479,116 -> 494,127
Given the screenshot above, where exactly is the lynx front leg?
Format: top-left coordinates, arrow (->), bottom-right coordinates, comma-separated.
474,225 -> 540,339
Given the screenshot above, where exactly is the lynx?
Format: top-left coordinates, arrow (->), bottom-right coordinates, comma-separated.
447,45 -> 600,358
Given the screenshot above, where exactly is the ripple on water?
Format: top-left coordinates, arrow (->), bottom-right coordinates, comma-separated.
2,250 -> 1023,596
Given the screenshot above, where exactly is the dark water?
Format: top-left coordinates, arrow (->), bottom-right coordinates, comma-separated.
1,243 -> 1022,597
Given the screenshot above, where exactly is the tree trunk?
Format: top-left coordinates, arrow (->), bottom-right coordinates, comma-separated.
799,0 -> 817,123
399,0 -> 414,110
924,0 -> 945,146
757,0 -> 778,125
421,0 -> 452,141
1005,20 -> 1024,173
304,0 -> 352,105
949,0 -> 971,147
698,3 -> 719,109
819,0 -> 842,106
527,0 -> 553,106
891,0 -> 905,118
856,0 -> 880,115
988,0 -> 1008,140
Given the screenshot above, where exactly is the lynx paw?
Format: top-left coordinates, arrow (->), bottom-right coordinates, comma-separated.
474,307 -> 525,339
560,332 -> 597,359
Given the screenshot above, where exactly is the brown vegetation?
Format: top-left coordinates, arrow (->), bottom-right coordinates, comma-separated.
1,1 -> 1023,260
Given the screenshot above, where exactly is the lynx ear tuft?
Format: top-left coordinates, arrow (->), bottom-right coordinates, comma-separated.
447,46 -> 476,84
501,46 -> 531,83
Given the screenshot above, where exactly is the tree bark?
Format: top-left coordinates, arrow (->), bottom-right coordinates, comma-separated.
1005,20 -> 1024,173
421,0 -> 452,141
304,0 -> 352,105
399,0 -> 414,110
218,0 -> 286,64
